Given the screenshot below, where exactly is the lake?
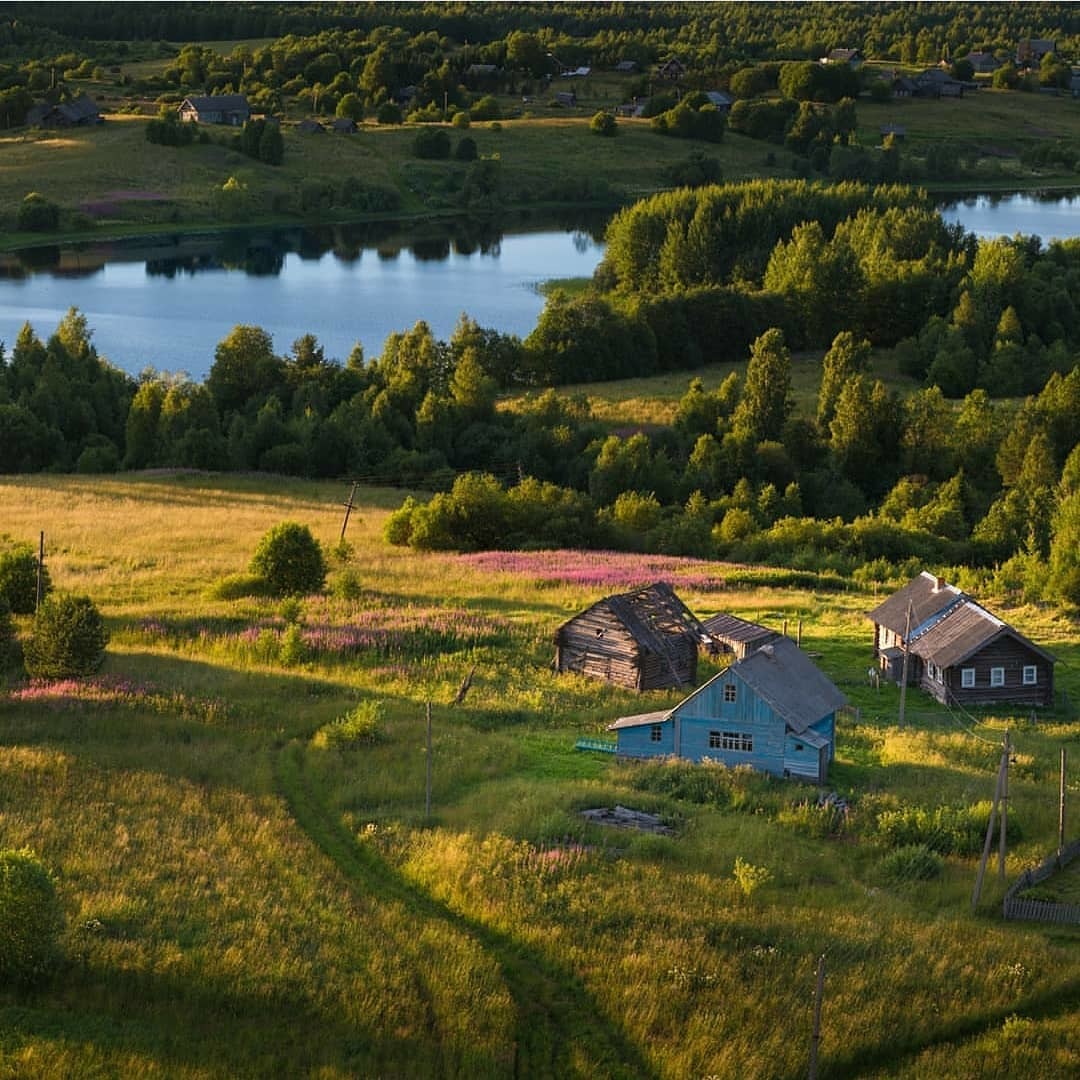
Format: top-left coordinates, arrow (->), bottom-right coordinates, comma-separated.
0,215 -> 608,380
1,193 -> 1077,381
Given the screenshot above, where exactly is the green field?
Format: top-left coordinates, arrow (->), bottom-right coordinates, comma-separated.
2,472 -> 1079,1078
2,75 -> 1079,249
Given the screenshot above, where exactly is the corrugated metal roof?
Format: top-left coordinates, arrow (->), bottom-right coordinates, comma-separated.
182,94 -> 250,112
910,599 -> 1056,668
608,710 -> 671,731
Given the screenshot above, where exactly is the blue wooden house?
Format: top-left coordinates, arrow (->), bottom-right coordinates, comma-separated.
608,637 -> 845,783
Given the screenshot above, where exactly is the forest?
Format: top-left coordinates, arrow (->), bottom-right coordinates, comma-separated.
3,179 -> 1080,611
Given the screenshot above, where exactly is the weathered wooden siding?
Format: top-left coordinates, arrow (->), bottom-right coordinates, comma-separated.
616,719 -> 675,758
783,733 -> 824,781
921,638 -> 1053,707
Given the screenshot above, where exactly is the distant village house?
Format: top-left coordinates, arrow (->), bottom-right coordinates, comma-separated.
821,48 -> 863,68
178,94 -> 250,125
26,93 -> 101,128
1017,39 -> 1056,68
868,572 -> 1055,708
610,637 -> 844,783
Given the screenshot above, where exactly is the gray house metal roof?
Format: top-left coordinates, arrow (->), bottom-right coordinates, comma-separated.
726,637 -> 846,733
867,571 -> 963,637
701,611 -> 777,647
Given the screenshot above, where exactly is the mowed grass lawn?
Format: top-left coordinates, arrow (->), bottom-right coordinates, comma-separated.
1,472 -> 1079,1078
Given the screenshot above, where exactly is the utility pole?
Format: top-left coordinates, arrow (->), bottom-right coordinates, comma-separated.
808,953 -> 825,1080
999,728 -> 1010,882
339,481 -> 358,542
35,531 -> 45,611
425,701 -> 432,819
898,599 -> 913,728
1059,747 -> 1067,859
972,740 -> 1008,910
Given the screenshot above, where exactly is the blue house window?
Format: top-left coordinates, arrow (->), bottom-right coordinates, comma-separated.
650,723 -> 663,742
721,731 -> 753,752
723,683 -> 737,703
708,730 -> 722,748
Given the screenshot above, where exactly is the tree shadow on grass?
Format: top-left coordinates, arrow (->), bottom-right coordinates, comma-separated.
279,742 -> 659,1080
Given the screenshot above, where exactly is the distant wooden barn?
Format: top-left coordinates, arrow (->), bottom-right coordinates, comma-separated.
554,582 -> 706,691
701,612 -> 778,660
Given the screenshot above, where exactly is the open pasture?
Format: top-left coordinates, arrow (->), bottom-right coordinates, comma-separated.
2,473 -> 1079,1078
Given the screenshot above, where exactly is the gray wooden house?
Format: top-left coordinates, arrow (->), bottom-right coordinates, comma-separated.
610,637 -> 844,783
179,94 -> 251,125
868,572 -> 1055,708
701,612 -> 778,661
27,94 -> 101,127
554,582 -> 706,691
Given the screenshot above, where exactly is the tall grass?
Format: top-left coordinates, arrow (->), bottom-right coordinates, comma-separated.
1,473 -> 1078,1077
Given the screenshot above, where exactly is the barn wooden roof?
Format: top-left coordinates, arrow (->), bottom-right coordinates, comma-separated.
910,599 -> 1056,668
559,581 -> 706,652
701,612 -> 776,647
867,571 -> 963,636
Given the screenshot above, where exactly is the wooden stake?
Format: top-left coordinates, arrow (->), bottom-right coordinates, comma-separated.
898,599 -> 912,728
1060,747 -> 1067,859
797,619 -> 803,647
36,531 -> 44,611
425,701 -> 432,819
999,728 -> 1010,883
808,953 -> 825,1080
339,481 -> 359,542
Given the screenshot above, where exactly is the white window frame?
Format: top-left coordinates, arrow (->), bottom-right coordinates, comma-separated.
961,667 -> 975,688
1023,665 -> 1038,686
990,666 -> 1005,688
709,730 -> 722,749
721,731 -> 753,752
723,682 -> 737,703
650,723 -> 663,743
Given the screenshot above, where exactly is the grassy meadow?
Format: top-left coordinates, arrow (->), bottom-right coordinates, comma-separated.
1,471 -> 1080,1078
3,70 -> 1080,249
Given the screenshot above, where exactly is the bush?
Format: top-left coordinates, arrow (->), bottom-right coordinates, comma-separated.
879,844 -> 944,884
205,572 -> 269,600
455,136 -> 478,161
0,541 -> 49,614
312,700 -> 384,748
413,126 -> 451,159
470,94 -> 501,121
0,596 -> 13,669
0,848 -> 64,986
590,111 -> 617,137
375,101 -> 402,125
249,521 -> 327,596
451,110 -> 470,129
17,192 -> 60,232
24,594 -> 109,679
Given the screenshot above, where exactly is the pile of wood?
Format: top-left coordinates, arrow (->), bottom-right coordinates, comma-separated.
580,805 -> 675,834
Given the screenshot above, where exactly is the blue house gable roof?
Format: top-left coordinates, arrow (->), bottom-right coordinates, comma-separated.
609,638 -> 844,782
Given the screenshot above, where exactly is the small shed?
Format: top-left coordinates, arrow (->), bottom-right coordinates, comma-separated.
821,48 -> 863,68
658,57 -> 686,82
297,118 -> 325,134
614,60 -> 639,74
700,612 -> 778,660
331,117 -> 357,134
28,94 -> 101,128
555,90 -> 577,107
610,638 -> 844,783
554,582 -> 706,691
704,90 -> 735,111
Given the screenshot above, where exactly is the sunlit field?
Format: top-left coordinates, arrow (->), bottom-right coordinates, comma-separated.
2,473 -> 1079,1078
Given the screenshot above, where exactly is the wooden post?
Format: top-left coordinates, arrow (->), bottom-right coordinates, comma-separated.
425,701 -> 432,819
339,482 -> 359,542
36,531 -> 44,611
783,618 -> 788,639
999,728 -> 1010,883
808,953 -> 825,1080
1060,747 -> 1067,859
972,748 -> 1006,911
797,619 -> 803,647
898,600 -> 912,728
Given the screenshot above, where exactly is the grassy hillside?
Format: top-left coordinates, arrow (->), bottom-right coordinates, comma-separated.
2,77 -> 1079,248
1,472 -> 1079,1077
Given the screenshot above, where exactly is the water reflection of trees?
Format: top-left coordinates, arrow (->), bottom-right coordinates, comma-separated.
11,209 -> 612,280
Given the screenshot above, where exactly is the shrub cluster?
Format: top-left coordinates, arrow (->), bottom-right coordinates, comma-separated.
24,594 -> 109,679
250,522 -> 327,596
312,700 -> 384,748
0,848 -> 64,986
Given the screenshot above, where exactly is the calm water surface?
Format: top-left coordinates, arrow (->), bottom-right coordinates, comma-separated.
1,194 -> 1076,380
0,217 -> 606,380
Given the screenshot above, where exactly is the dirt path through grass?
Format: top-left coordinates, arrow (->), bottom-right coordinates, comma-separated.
275,741 -> 656,1079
